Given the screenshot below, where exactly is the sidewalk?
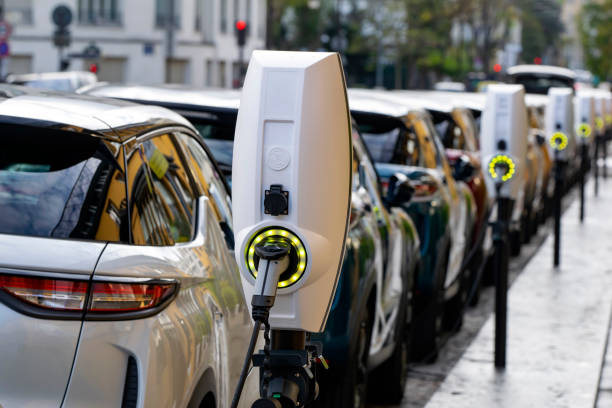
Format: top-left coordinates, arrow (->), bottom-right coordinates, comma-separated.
425,176 -> 612,408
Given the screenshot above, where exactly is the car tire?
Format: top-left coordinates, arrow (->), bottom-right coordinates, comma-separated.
366,283 -> 410,404
411,247 -> 447,363
443,273 -> 465,333
316,303 -> 373,408
467,248 -> 484,307
510,229 -> 521,257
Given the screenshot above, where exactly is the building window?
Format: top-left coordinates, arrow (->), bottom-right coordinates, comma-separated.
155,0 -> 180,28
220,0 -> 227,33
166,58 -> 189,84
78,0 -> 122,25
218,60 -> 226,87
257,0 -> 265,39
5,0 -> 33,25
196,0 -> 214,42
206,60 -> 214,87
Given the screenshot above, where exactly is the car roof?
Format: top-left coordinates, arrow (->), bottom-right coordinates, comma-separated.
507,64 -> 576,80
7,71 -> 97,82
80,83 -> 242,111
0,84 -> 194,142
348,89 -> 422,118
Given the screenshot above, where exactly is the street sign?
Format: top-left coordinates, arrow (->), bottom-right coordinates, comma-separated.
0,21 -> 12,41
52,5 -> 73,28
0,41 -> 9,58
83,44 -> 101,59
53,28 -> 71,48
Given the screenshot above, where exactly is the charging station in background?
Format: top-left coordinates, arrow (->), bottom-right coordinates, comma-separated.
545,87 -> 573,268
593,91 -> 608,195
480,84 -> 528,369
574,91 -> 596,222
230,51 -> 352,408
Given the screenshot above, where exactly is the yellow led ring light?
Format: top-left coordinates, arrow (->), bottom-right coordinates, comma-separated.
488,155 -> 516,182
578,123 -> 592,138
596,117 -> 604,130
549,132 -> 568,151
246,227 -> 307,288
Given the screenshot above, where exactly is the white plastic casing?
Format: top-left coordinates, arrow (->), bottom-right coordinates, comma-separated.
480,84 -> 528,202
575,91 -> 596,146
545,87 -> 574,161
594,91 -> 607,136
232,51 -> 352,332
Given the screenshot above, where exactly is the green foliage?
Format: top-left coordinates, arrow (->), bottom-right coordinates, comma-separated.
579,0 -> 612,80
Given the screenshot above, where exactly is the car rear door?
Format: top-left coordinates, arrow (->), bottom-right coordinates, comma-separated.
0,123 -> 127,407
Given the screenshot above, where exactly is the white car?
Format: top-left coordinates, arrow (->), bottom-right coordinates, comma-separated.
0,85 -> 257,408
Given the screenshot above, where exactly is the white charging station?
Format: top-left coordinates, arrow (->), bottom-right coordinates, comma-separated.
575,91 -> 596,145
545,87 -> 574,161
232,50 -> 352,333
594,91 -> 608,137
480,84 -> 528,206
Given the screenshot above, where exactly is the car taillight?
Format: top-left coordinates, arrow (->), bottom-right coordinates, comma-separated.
0,275 -> 88,311
0,274 -> 177,319
413,180 -> 438,197
89,282 -> 175,313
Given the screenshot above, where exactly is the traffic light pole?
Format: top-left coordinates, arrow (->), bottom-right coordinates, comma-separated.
594,136 -> 600,197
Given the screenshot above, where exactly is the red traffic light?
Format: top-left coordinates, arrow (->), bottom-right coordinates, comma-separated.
493,63 -> 502,73
89,63 -> 98,74
533,57 -> 542,65
236,20 -> 247,31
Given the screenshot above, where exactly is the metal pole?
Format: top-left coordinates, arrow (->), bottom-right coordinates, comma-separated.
580,144 -> 587,223
238,45 -> 244,87
594,136 -> 600,197
494,194 -> 512,369
604,135 -> 608,179
553,157 -> 563,268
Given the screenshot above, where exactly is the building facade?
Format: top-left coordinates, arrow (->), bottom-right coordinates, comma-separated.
3,0 -> 266,87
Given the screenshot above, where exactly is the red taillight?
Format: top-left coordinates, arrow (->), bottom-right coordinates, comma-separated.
89,282 -> 175,313
0,274 -> 177,318
0,275 -> 88,311
413,181 -> 438,197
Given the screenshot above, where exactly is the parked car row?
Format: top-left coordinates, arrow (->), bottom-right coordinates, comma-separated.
0,61 -> 609,408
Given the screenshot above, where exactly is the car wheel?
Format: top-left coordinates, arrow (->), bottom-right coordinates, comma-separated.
510,229 -> 521,257
412,247 -> 446,363
467,247 -> 484,307
317,304 -> 372,408
443,273 -> 465,333
367,286 -> 410,404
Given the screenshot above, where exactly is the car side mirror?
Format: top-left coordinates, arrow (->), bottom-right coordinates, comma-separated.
453,155 -> 475,182
386,172 -> 415,206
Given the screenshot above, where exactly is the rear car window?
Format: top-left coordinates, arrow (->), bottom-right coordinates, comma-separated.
0,124 -> 127,241
183,109 -> 237,182
510,74 -> 574,95
353,112 -> 421,167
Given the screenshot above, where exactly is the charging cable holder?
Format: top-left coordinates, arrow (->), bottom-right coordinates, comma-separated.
247,242 -> 321,408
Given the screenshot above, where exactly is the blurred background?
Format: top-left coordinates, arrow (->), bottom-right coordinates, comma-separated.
0,0 -> 609,90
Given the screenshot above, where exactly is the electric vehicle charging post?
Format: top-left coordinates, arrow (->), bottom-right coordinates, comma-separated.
480,84 -> 528,368
593,91 -> 607,194
575,91 -> 595,222
545,88 -> 573,267
230,51 -> 352,408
